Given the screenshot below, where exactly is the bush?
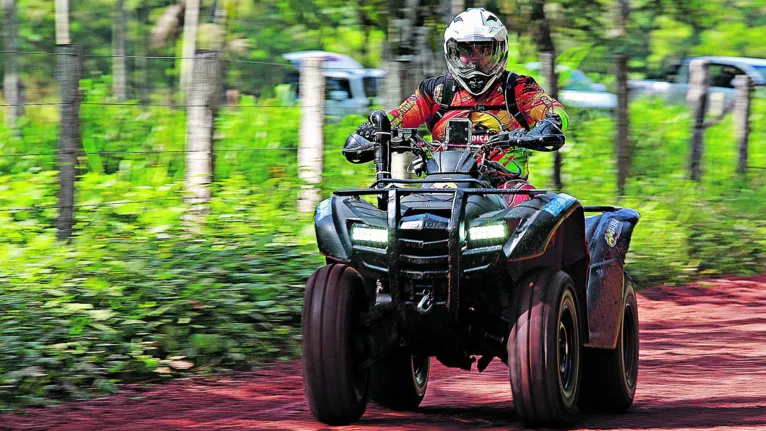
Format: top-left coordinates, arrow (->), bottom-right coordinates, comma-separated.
0,88 -> 763,408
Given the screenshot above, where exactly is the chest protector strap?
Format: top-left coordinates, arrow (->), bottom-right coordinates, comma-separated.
436,72 -> 530,132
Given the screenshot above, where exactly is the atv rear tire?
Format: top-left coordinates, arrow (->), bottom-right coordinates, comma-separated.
370,353 -> 430,410
579,274 -> 639,413
508,269 -> 581,427
302,264 -> 370,425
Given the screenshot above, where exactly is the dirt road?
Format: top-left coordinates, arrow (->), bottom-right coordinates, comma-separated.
3,275 -> 766,431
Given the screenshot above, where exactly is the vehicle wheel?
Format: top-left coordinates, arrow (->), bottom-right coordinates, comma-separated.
508,269 -> 581,427
370,353 -> 430,410
579,274 -> 639,413
302,264 -> 370,425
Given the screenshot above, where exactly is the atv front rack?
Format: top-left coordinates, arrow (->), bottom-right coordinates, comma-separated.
334,184 -> 546,320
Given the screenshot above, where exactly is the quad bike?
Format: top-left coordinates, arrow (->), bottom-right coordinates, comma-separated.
301,110 -> 640,427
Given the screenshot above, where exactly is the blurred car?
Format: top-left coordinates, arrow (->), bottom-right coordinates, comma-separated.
283,51 -> 385,118
525,62 -> 617,110
629,56 -> 766,105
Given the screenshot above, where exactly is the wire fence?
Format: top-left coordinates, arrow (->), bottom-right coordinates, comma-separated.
1,49 -> 764,230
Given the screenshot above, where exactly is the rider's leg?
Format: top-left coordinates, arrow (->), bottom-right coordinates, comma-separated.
499,179 -> 535,207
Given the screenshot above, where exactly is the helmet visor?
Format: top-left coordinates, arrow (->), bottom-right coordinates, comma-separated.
446,39 -> 506,77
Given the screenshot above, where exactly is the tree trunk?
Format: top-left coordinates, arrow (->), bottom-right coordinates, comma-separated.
184,50 -> 221,212
2,0 -> 23,126
298,55 -> 325,213
138,1 -> 151,104
540,52 -> 562,191
56,45 -> 82,241
608,0 -> 631,39
531,1 -> 559,190
213,0 -> 226,25
179,0 -> 200,102
530,0 -> 555,53
112,0 -> 128,101
450,0 -> 465,17
55,0 -> 70,45
211,0 -> 227,50
615,54 -> 630,194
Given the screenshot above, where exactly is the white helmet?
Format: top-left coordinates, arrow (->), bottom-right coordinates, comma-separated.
443,8 -> 509,96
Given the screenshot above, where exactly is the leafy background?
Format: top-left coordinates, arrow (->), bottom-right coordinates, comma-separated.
0,87 -> 763,407
1,0 -> 765,412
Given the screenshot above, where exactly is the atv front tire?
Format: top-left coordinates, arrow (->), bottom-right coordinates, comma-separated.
579,274 -> 639,413
302,264 -> 370,425
370,353 -> 430,410
508,269 -> 581,427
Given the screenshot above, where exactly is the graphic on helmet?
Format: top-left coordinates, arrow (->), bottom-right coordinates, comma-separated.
443,8 -> 509,96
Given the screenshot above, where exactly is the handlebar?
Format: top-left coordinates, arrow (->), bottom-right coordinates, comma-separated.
484,132 -> 564,152
349,109 -> 565,170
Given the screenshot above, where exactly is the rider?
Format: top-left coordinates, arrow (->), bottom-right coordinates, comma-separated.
344,8 -> 568,207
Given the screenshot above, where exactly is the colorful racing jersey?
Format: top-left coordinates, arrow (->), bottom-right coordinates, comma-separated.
388,73 -> 568,179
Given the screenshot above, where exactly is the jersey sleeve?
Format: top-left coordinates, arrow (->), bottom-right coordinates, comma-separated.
515,76 -> 570,131
388,76 -> 443,129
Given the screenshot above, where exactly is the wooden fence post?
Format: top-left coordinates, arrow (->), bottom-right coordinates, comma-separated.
615,53 -> 630,194
184,50 -> 221,213
541,51 -> 561,190
734,75 -> 752,175
298,55 -> 325,213
687,59 -> 709,181
56,45 -> 82,241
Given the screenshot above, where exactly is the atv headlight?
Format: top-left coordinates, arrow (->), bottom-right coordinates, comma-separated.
351,225 -> 388,244
468,223 -> 507,242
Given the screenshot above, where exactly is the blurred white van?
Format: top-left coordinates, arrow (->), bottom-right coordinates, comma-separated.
283,51 -> 385,118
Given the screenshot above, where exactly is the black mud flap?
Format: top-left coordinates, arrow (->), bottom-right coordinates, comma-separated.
584,208 -> 640,349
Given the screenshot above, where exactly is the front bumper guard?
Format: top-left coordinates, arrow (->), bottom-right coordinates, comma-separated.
334,185 -> 546,320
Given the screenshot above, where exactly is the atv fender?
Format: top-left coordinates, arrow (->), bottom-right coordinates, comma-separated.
314,196 -> 386,264
498,193 -> 583,262
583,208 -> 640,349
474,193 -> 590,342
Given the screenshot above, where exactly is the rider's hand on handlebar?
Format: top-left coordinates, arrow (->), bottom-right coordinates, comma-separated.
487,128 -> 524,146
355,122 -> 376,141
486,115 -> 565,152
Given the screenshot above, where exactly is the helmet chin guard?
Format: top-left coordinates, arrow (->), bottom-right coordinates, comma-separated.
443,8 -> 509,96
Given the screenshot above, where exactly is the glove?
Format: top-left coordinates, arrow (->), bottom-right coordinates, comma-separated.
355,122 -> 376,141
487,128 -> 524,146
543,112 -> 563,130
528,116 -> 563,137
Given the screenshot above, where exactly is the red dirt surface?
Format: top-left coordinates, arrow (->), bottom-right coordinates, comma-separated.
3,275 -> 766,431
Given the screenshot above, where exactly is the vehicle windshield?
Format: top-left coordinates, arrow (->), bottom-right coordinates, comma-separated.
752,65 -> 766,82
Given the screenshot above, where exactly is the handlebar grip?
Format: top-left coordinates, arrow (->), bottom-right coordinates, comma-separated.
486,132 -> 565,152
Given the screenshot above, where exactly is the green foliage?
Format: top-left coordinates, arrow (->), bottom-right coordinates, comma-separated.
0,87 -> 764,409
529,98 -> 766,286
0,184 -> 319,407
